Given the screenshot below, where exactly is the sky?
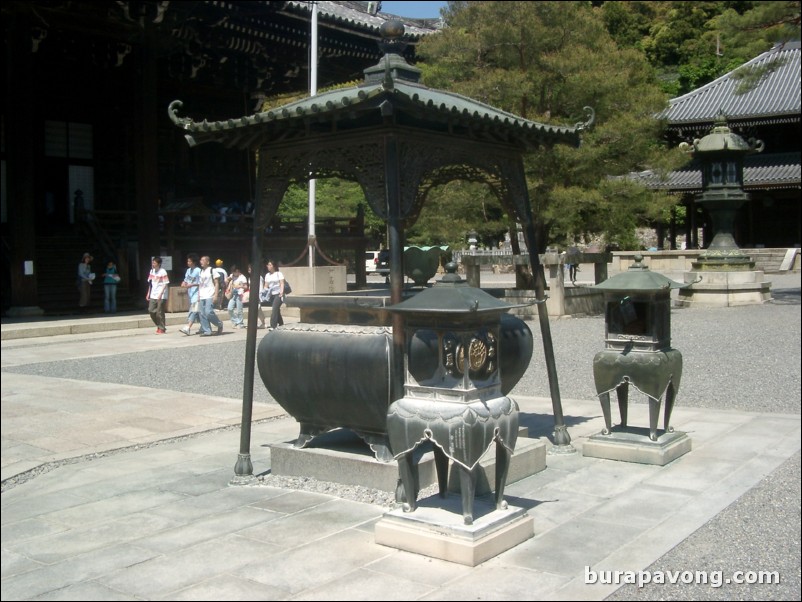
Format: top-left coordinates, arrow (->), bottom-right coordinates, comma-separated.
379,1 -> 447,19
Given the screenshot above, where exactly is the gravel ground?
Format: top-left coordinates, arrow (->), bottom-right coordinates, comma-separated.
4,273 -> 800,600
7,277 -> 800,415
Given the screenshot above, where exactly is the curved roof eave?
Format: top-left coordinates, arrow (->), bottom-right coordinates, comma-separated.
666,113 -> 800,129
169,80 -> 583,151
281,1 -> 438,40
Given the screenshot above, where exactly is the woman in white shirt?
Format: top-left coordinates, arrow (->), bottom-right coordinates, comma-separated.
264,259 -> 286,330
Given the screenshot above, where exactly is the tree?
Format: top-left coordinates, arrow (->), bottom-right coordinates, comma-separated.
599,2 -> 801,96
280,179 -> 387,248
712,1 -> 802,93
416,1 -> 683,251
713,1 -> 800,55
406,180 -> 508,250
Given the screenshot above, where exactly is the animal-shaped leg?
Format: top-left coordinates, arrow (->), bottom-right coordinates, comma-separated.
494,439 -> 511,511
647,396 -> 661,441
599,391 -> 613,434
397,451 -> 419,512
616,382 -> 629,428
663,381 -> 677,434
458,466 -> 477,525
433,445 -> 449,498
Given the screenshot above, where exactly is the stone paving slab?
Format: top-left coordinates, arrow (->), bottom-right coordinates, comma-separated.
1,386 -> 798,600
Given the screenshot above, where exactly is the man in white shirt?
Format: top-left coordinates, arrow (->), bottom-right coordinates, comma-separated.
146,256 -> 170,334
198,256 -> 224,336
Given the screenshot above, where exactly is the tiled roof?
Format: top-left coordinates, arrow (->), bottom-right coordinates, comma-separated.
630,151 -> 801,193
170,79 -> 583,150
662,42 -> 801,127
282,1 -> 439,39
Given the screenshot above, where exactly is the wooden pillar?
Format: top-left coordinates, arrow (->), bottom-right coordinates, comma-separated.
134,28 -> 160,296
688,196 -> 698,249
5,15 -> 43,315
656,222 -> 665,250
657,207 -> 677,251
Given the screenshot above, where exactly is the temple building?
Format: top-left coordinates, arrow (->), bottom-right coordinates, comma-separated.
633,41 -> 801,251
1,1 -> 438,314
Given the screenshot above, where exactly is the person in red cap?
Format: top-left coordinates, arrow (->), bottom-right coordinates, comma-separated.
212,258 -> 228,309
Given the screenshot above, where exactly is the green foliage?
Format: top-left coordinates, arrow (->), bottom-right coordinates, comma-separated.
642,2 -> 727,67
601,1 -> 665,50
675,54 -> 745,93
599,1 -> 800,95
406,181 -> 508,249
712,1 -> 801,54
415,1 -> 684,250
279,179 -> 387,246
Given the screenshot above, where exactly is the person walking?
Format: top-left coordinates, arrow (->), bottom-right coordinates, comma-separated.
198,255 -> 224,337
146,256 -> 169,334
179,253 -> 201,335
226,265 -> 248,329
263,259 -> 286,330
212,259 -> 228,310
102,259 -> 120,313
77,252 -> 95,311
566,245 -> 581,285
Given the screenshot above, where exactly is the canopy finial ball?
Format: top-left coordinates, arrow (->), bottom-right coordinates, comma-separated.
381,20 -> 405,40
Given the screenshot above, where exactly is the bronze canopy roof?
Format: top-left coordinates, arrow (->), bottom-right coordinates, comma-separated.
169,76 -> 586,152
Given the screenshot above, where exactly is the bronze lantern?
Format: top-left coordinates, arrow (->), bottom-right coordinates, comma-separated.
385,263 -> 532,525
590,255 -> 690,449
681,110 -> 764,270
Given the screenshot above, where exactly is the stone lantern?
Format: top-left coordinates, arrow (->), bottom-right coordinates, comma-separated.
376,263 -> 535,564
676,111 -> 771,307
583,255 -> 692,465
467,230 -> 478,251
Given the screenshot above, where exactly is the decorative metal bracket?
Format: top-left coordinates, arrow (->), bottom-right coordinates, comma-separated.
575,106 -> 596,132
167,100 -> 193,129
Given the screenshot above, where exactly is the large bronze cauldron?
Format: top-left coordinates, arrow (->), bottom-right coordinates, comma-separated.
257,314 -> 533,461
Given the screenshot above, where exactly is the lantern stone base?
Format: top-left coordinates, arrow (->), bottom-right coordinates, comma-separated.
269,428 -> 545,493
582,427 -> 692,466
375,498 -> 533,566
674,270 -> 771,308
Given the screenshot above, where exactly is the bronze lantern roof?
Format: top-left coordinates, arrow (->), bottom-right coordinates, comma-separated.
680,111 -> 764,156
595,255 -> 689,292
386,263 -> 530,316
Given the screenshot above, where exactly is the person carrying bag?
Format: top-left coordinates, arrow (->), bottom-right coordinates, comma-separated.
263,259 -> 287,330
